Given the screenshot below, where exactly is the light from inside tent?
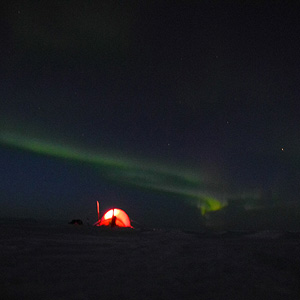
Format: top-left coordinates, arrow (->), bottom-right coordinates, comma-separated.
104,209 -> 120,220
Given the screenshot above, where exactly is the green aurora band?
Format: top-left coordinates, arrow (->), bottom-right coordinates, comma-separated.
0,131 -> 225,214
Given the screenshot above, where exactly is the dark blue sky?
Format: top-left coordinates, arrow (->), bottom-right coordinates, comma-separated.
1,1 -> 300,228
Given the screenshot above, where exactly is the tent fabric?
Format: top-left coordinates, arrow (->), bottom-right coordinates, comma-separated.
95,208 -> 132,228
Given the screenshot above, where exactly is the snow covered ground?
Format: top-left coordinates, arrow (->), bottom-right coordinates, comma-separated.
1,221 -> 300,299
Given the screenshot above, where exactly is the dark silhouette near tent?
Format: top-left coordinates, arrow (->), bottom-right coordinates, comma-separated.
111,215 -> 117,228
69,219 -> 83,225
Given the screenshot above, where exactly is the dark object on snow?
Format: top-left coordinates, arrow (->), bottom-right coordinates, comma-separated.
69,219 -> 83,225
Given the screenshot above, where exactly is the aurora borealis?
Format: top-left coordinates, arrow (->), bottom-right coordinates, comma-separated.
0,131 -> 225,216
1,2 -> 300,229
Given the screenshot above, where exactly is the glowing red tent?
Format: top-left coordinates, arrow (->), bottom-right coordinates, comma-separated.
94,204 -> 133,228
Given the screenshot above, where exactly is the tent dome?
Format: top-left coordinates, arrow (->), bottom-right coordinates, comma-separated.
95,208 -> 132,228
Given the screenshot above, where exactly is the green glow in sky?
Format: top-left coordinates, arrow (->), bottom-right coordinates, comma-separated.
0,131 -> 225,214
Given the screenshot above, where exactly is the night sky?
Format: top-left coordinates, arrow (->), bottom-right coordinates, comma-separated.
1,2 -> 300,229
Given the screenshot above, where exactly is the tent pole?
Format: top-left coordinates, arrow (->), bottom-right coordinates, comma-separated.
97,201 -> 100,223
